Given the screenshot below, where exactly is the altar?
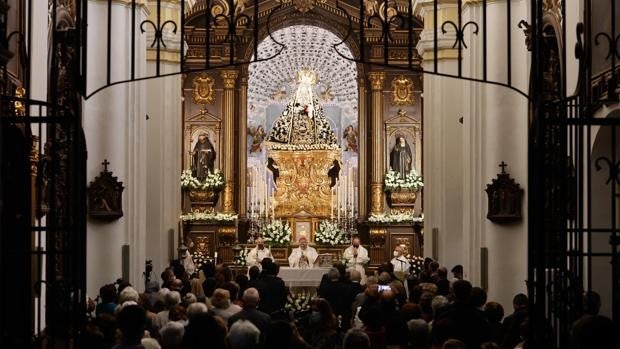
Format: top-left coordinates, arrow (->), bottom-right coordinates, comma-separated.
278,267 -> 329,288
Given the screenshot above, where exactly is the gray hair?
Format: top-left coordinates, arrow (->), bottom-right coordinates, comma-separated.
431,295 -> 449,316
159,321 -> 184,349
242,288 -> 260,307
186,302 -> 208,319
118,286 -> 139,304
164,291 -> 181,308
327,268 -> 340,281
343,328 -> 370,349
183,292 -> 197,305
227,319 -> 261,349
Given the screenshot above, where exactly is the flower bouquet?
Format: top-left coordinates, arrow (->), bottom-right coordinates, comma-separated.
191,250 -> 207,270
233,247 -> 249,267
261,220 -> 292,247
407,255 -> 425,276
179,210 -> 238,222
383,169 -> 424,192
314,220 -> 349,246
368,213 -> 424,224
181,169 -> 225,191
285,289 -> 315,314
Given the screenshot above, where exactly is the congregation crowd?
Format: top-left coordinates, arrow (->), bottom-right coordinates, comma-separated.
85,256 -> 615,349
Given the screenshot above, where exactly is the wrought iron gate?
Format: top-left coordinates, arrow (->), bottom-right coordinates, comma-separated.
0,0 -> 618,347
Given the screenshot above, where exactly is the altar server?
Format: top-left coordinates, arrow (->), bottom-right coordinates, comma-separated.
288,233 -> 318,268
246,237 -> 273,269
342,236 -> 369,284
391,245 -> 411,281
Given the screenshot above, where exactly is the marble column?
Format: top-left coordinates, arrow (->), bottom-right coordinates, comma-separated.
368,71 -> 386,215
237,69 -> 248,218
220,70 -> 239,213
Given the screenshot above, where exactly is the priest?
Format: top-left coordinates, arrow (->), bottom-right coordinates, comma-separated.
288,233 -> 318,269
391,245 -> 411,281
245,237 -> 273,269
342,236 -> 369,284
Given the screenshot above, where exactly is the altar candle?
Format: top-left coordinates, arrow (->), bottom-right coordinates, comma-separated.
330,187 -> 334,219
272,194 -> 275,219
337,181 -> 341,221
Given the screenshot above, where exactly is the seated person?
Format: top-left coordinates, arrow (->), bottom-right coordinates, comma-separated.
288,233 -> 318,269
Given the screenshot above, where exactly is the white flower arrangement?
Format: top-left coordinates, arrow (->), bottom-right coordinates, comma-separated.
233,247 -> 249,267
285,289 -> 315,314
265,142 -> 341,151
368,213 -> 424,224
407,255 -> 425,276
384,169 -> 424,192
179,210 -> 238,222
180,169 -> 225,190
315,220 -> 349,246
261,220 -> 292,247
192,250 -> 207,270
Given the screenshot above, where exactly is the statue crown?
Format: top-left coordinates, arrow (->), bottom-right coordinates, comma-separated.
297,68 -> 318,86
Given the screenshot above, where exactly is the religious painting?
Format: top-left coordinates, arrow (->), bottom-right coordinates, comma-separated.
247,123 -> 267,155
293,220 -> 313,244
342,124 -> 358,153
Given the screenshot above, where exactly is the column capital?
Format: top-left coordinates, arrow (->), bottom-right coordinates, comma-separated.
220,70 -> 239,89
367,71 -> 386,91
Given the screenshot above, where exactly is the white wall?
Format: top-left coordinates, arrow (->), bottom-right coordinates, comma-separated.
84,1 -> 148,296
422,0 -> 529,310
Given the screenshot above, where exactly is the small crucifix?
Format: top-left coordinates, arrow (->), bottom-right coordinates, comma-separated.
499,161 -> 508,174
102,159 -> 110,172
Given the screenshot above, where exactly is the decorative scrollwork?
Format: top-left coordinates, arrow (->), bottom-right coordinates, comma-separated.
594,31 -> 620,60
140,19 -> 178,48
441,20 -> 479,49
595,157 -> 620,185
212,3 -> 252,44
367,2 -> 406,43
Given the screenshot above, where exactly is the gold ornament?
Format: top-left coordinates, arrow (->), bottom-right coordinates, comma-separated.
222,183 -> 234,213
192,73 -> 215,108
369,228 -> 387,247
391,75 -> 414,106
15,87 -> 26,116
220,70 -> 239,89
370,183 -> 384,214
368,72 -> 385,91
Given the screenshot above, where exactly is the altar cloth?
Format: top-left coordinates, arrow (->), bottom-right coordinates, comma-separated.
278,267 -> 329,288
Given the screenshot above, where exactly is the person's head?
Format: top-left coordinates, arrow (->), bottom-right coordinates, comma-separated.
159,320 -> 184,349
99,284 -> 117,303
349,269 -> 362,283
242,288 -> 260,308
352,237 -> 361,248
471,287 -> 487,308
311,298 -> 335,323
183,292 -> 197,306
264,320 -> 294,349
223,281 -> 240,302
327,268 -> 340,282
379,271 -> 392,285
400,302 -> 422,321
118,286 -> 139,304
164,291 -> 181,309
583,290 -> 601,316
430,261 -> 440,273
366,275 -> 378,287
431,295 -> 449,318
480,342 -> 501,349
235,274 -> 249,291
228,319 -> 261,349
332,261 -> 346,279
260,258 -> 273,273
299,236 -> 308,249
451,264 -> 463,279
256,237 -> 264,249
442,338 -> 466,349
452,280 -> 472,305
343,328 -> 370,349
483,301 -> 504,323
407,318 -> 430,349
170,278 -> 183,292
437,267 -> 448,280
248,266 -> 260,280
211,288 -> 231,309
201,260 -> 216,278
182,312 -> 226,349
394,245 -> 404,257
186,302 -> 208,320
117,304 -> 146,345
513,293 -> 528,311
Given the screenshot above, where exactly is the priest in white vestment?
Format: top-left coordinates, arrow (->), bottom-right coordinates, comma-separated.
288,234 -> 318,268
342,237 -> 369,284
245,237 -> 273,269
391,245 -> 411,280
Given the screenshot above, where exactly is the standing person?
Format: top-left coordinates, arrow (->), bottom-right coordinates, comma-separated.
245,237 -> 273,269
391,246 -> 411,281
342,236 -> 370,284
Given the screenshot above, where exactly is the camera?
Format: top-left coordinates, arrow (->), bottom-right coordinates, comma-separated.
378,285 -> 391,292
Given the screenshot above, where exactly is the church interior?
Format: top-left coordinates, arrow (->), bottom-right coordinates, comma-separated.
1,0 -> 619,347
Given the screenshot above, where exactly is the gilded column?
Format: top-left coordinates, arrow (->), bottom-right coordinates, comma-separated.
237,69 -> 248,218
368,71 -> 385,214
357,77 -> 368,218
220,70 -> 239,213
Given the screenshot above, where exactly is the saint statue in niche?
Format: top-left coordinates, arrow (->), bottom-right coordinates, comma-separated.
390,135 -> 413,176
343,125 -> 358,152
191,132 -> 216,180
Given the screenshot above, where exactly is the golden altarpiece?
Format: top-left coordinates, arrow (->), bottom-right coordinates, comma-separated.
180,1 -> 424,270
